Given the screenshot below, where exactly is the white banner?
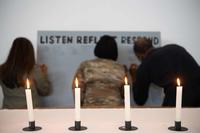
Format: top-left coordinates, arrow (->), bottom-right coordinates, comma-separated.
37,31 -> 161,107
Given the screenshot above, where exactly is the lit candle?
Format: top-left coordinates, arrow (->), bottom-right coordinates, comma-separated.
176,78 -> 182,122
25,78 -> 34,122
124,77 -> 131,121
75,77 -> 80,121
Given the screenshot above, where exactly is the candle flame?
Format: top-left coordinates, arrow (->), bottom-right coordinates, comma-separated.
177,78 -> 181,86
26,78 -> 30,89
124,76 -> 128,85
75,77 -> 79,88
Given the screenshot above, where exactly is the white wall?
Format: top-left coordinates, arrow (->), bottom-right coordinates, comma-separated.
0,0 -> 200,107
0,0 -> 200,63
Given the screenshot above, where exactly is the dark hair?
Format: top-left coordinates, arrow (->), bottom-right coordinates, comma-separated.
0,37 -> 35,88
134,37 -> 153,54
94,35 -> 118,61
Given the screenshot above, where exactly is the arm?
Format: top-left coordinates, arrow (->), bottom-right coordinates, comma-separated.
33,64 -> 50,96
129,64 -> 138,83
132,63 -> 150,105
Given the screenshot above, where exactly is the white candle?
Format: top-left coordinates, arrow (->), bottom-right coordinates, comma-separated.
124,77 -> 131,121
25,78 -> 34,122
175,78 -> 182,122
75,77 -> 80,121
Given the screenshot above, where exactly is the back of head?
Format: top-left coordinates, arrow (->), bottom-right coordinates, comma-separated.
134,37 -> 153,54
94,35 -> 118,61
0,37 -> 35,88
133,37 -> 153,60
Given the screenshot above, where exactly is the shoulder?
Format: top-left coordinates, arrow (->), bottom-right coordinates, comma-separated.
97,59 -> 125,70
161,44 -> 186,52
78,58 -> 120,67
32,65 -> 41,74
78,58 -> 125,73
78,59 -> 94,69
146,44 -> 185,58
31,65 -> 44,79
33,64 -> 40,70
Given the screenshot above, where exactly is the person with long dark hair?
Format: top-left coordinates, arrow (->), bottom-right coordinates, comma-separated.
0,37 -> 50,109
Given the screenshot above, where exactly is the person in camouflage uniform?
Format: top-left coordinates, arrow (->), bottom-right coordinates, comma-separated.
73,35 -> 126,108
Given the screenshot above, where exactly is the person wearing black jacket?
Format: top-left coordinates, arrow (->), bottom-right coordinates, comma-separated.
130,37 -> 200,107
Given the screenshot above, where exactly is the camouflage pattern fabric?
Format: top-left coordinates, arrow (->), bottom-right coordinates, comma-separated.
73,58 -> 126,108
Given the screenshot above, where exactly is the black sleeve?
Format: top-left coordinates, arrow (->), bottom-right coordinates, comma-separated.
132,62 -> 150,105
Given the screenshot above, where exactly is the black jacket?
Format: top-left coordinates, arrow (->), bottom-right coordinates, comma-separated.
133,44 -> 200,107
